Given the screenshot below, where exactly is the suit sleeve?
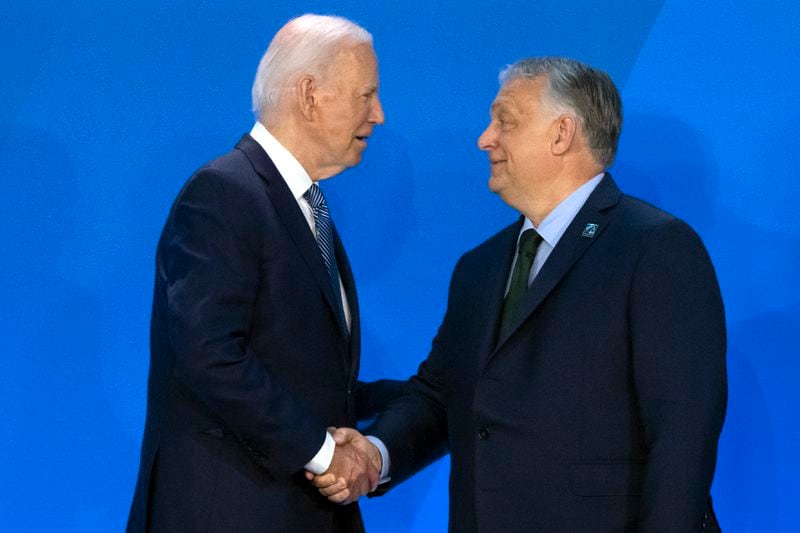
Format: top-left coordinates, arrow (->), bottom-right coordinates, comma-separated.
353,378 -> 406,421
163,168 -> 325,476
629,219 -> 727,531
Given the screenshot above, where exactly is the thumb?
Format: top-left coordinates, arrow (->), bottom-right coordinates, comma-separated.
333,427 -> 357,445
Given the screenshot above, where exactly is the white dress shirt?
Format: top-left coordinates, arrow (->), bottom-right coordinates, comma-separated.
249,122 -> 351,474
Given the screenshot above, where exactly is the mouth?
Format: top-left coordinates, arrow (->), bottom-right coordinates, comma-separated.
355,135 -> 370,144
489,159 -> 506,166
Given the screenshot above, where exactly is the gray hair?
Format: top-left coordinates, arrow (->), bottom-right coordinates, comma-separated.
500,57 -> 622,168
251,14 -> 372,120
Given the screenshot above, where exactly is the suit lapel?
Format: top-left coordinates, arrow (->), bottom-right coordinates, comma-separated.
492,174 -> 622,355
235,135 -> 349,342
474,220 -> 523,372
334,227 -> 360,378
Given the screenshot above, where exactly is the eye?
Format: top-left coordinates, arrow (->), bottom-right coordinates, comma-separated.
497,116 -> 514,129
360,89 -> 377,102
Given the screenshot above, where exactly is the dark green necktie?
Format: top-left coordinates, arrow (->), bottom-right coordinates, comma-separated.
499,228 -> 542,339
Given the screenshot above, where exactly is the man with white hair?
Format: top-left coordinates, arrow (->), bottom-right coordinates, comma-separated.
127,14 -> 398,532
314,57 -> 726,532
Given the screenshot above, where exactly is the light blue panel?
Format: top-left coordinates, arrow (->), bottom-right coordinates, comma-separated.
1,0 -> 797,531
618,2 -> 800,531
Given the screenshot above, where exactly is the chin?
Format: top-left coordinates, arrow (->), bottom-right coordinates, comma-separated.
347,152 -> 364,167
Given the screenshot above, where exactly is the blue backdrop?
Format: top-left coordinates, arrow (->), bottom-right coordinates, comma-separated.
2,1 -> 798,531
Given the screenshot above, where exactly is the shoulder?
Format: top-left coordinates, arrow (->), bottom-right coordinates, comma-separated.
613,195 -> 716,284
456,220 -> 520,269
190,147 -> 261,194
173,147 -> 266,210
159,146 -> 272,240
614,193 -> 706,249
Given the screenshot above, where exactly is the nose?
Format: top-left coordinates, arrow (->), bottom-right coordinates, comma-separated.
477,122 -> 496,151
370,95 -> 385,125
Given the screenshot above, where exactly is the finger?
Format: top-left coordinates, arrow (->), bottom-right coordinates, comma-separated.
327,426 -> 337,433
311,473 -> 339,488
319,478 -> 347,497
332,427 -> 357,445
328,488 -> 351,504
304,471 -> 314,481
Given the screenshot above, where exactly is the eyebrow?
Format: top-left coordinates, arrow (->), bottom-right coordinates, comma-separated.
490,101 -> 512,115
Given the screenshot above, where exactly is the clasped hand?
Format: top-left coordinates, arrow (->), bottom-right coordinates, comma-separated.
305,428 -> 381,505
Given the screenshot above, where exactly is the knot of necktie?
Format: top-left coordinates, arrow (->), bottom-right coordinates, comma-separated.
304,183 -> 327,210
518,228 -> 543,260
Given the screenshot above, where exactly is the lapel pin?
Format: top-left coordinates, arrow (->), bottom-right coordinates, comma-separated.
582,223 -> 599,238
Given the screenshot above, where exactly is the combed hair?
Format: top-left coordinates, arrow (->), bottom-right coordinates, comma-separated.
251,14 -> 372,120
500,57 -> 622,168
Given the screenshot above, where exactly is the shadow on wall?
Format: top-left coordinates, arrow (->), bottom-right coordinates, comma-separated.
719,300 -> 800,530
612,110 -> 719,235
0,125 -> 136,530
612,110 -> 800,528
324,126 -> 417,286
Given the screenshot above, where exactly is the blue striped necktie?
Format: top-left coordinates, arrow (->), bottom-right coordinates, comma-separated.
304,184 -> 347,334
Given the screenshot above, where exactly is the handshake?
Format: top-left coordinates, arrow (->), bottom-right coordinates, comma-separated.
305,428 -> 382,505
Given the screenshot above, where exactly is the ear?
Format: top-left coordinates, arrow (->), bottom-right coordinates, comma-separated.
551,114 -> 577,156
297,75 -> 317,121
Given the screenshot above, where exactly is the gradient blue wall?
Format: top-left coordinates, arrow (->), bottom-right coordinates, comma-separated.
1,1 -> 798,531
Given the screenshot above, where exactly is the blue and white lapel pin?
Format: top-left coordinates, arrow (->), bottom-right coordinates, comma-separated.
581,223 -> 599,238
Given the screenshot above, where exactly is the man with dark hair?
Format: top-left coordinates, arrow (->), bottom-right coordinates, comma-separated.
313,57 -> 727,532
127,14 -> 399,533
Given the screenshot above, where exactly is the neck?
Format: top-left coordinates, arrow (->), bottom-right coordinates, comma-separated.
517,165 -> 602,226
263,116 -> 324,180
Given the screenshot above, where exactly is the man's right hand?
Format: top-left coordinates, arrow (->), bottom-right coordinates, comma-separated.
304,428 -> 381,504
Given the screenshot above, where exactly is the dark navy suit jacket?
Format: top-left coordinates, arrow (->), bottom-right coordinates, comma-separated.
127,135 -> 399,532
371,175 -> 726,532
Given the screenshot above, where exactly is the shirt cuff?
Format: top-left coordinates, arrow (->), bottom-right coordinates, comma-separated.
366,435 -> 391,483
304,432 -> 335,474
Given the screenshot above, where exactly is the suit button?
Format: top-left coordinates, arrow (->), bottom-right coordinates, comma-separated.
478,428 -> 489,440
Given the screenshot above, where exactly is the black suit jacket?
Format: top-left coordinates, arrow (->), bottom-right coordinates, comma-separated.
371,175 -> 726,532
127,135 -> 399,532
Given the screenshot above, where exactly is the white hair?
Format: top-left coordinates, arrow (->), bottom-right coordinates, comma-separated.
251,14 -> 373,120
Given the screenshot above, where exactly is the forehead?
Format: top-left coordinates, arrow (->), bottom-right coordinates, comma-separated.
327,43 -> 378,85
491,76 -> 549,114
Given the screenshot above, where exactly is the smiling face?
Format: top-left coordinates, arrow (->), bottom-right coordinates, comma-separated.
309,43 -> 384,179
477,76 -> 561,206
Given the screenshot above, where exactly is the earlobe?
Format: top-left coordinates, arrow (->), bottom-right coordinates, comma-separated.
297,76 -> 316,121
552,115 -> 577,155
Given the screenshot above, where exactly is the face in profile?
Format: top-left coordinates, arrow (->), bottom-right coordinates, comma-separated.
310,43 -> 385,179
477,76 -> 559,204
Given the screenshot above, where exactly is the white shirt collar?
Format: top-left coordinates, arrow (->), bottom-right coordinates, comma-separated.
249,121 -> 313,200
